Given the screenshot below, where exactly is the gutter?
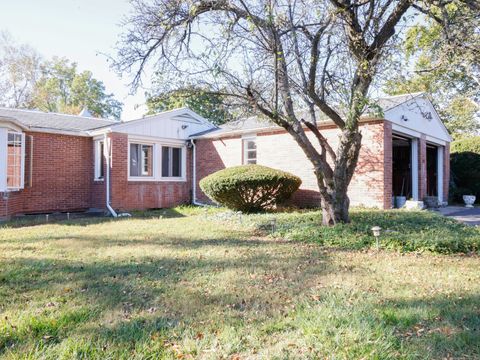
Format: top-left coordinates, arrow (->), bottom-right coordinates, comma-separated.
104,133 -> 118,217
189,117 -> 385,140
190,139 -> 207,206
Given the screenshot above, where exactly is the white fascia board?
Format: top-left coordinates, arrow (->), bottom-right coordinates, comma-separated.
391,123 -> 421,138
27,127 -> 91,137
0,128 -> 6,191
426,136 -> 447,146
392,123 -> 447,145
128,134 -> 187,145
0,118 -> 28,132
87,127 -> 112,137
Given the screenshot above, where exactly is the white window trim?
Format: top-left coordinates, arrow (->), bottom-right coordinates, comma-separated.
5,131 -> 25,191
141,145 -> 153,176
242,134 -> 257,165
127,136 -> 187,182
128,141 -> 156,181
94,140 -> 104,181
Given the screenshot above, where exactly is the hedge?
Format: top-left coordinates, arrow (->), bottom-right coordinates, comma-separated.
199,165 -> 302,212
450,136 -> 480,202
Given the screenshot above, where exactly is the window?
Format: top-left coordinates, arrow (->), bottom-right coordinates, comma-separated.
94,140 -> 105,180
130,143 -> 153,177
162,146 -> 182,178
7,132 -> 24,189
243,138 -> 257,164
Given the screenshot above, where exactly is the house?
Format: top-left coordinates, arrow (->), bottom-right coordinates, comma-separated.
0,92 -> 451,219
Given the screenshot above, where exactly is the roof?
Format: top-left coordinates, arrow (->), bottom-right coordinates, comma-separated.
0,107 -> 117,135
192,92 -> 430,139
191,116 -> 279,138
375,92 -> 425,112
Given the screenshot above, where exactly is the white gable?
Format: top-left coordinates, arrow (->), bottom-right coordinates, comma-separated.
110,108 -> 215,140
384,95 -> 451,144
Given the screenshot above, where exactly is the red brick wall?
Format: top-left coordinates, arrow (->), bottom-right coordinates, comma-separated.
0,132 -> 94,218
418,135 -> 427,200
109,132 -> 191,211
383,122 -> 393,209
196,120 -> 388,208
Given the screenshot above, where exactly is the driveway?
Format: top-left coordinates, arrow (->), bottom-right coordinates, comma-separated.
435,206 -> 480,226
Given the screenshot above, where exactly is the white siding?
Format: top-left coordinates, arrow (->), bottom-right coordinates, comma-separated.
113,111 -> 214,140
385,97 -> 451,144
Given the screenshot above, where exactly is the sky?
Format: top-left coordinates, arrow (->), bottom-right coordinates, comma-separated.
0,0 -> 146,120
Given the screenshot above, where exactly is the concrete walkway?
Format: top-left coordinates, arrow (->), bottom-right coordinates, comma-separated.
435,206 -> 480,226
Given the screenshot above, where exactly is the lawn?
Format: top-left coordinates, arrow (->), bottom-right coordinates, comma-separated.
0,207 -> 479,359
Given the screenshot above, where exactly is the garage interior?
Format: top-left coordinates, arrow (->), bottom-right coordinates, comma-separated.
426,144 -> 438,197
392,134 -> 412,204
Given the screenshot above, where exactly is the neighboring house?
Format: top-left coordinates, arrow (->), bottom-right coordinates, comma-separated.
0,92 -> 451,219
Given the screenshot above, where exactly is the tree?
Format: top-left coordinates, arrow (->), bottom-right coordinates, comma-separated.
32,57 -> 123,119
0,31 -> 42,108
0,33 -> 123,119
146,85 -> 233,125
384,1 -> 479,138
115,0 -> 457,225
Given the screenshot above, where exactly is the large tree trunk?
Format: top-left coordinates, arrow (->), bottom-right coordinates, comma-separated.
314,128 -> 362,226
319,188 -> 351,226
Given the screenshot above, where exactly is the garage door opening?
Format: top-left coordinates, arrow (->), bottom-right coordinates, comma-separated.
392,135 -> 412,207
426,144 -> 438,197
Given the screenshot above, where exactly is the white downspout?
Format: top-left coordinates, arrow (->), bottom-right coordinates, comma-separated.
104,133 -> 118,217
190,139 -> 206,206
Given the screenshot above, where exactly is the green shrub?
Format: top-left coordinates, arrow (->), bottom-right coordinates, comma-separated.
450,137 -> 480,202
199,165 -> 301,212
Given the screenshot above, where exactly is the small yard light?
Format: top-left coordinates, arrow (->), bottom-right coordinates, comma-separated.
270,218 -> 277,234
371,226 -> 382,250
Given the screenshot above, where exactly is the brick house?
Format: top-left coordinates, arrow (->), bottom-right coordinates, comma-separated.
0,93 -> 451,219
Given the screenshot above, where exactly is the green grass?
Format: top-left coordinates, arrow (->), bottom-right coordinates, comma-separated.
243,208 -> 480,253
0,207 -> 479,359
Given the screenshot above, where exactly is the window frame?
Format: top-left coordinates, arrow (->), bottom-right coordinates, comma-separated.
94,140 -> 105,181
127,137 -> 187,182
128,142 -> 155,180
161,145 -> 184,180
6,131 -> 25,191
242,135 -> 257,165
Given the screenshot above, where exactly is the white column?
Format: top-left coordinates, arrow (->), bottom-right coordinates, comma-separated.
0,128 -> 7,192
437,146 -> 444,203
411,138 -> 419,201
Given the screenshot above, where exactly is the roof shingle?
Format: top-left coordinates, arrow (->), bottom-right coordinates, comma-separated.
0,107 -> 116,134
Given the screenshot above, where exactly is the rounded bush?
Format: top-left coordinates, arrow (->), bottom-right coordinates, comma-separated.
199,165 -> 302,212
450,137 -> 480,202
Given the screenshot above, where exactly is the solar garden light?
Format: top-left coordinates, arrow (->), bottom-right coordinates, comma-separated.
371,226 -> 382,250
270,218 -> 277,234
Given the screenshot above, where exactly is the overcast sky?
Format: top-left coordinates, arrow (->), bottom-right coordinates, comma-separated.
0,0 -> 146,120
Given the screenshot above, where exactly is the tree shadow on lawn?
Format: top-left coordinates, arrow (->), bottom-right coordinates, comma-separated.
0,237 -> 332,354
372,294 -> 480,358
0,208 -> 189,230
1,252 -> 479,358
